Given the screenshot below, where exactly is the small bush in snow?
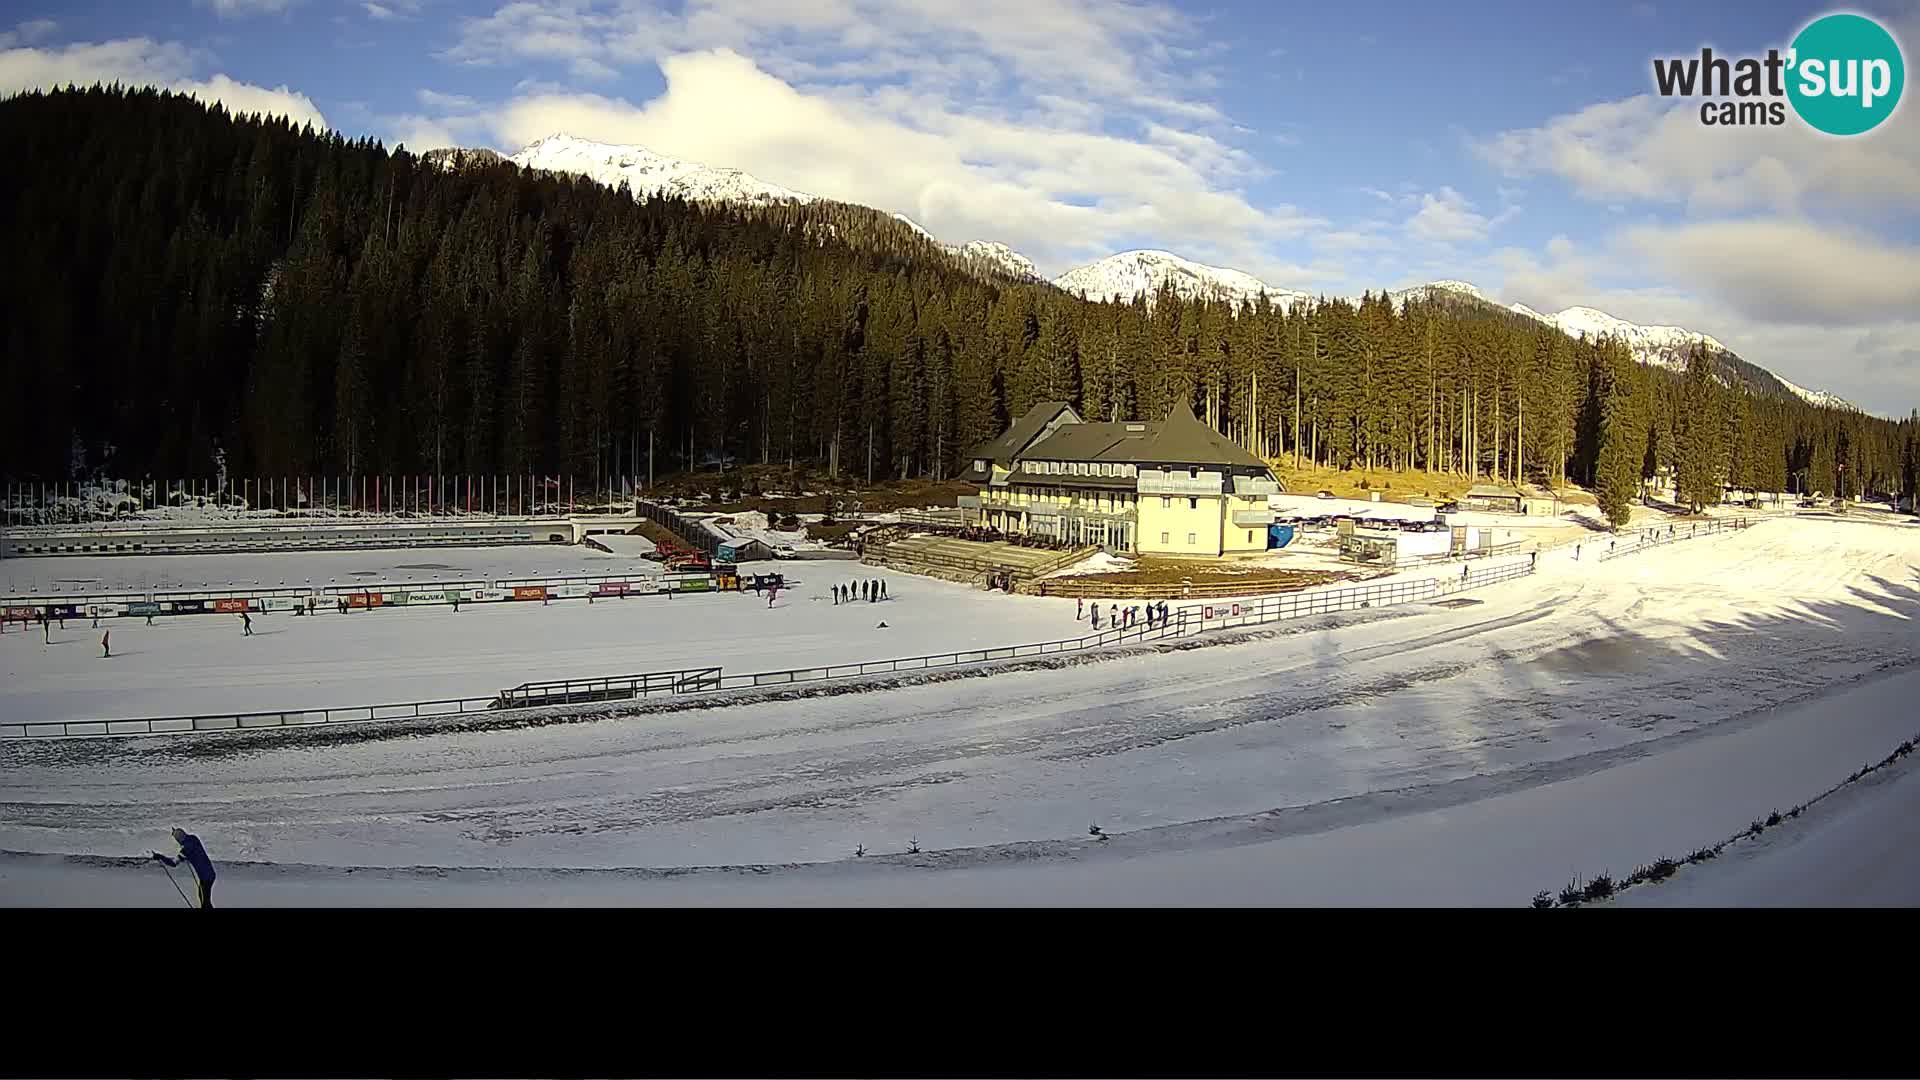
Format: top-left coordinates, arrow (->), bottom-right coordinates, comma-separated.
1765,809 -> 1782,827
1581,873 -> 1615,902
906,838 -> 920,854
854,844 -> 865,858
1531,890 -> 1555,909
1558,880 -> 1584,906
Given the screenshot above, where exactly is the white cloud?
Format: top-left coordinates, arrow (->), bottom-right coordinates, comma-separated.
0,18 -> 57,49
473,48 -> 1319,276
197,0 -> 299,17
1483,230 -> 1920,416
363,2 -> 398,20
570,57 -> 619,82
418,88 -> 476,109
1619,220 -> 1920,326
1474,88 -> 1920,217
0,37 -> 327,130
1404,186 -> 1516,245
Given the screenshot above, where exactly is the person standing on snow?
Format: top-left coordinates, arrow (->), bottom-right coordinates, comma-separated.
101,630 -> 111,658
1077,598 -> 1084,620
151,827 -> 217,909
767,584 -> 779,608
241,611 -> 253,637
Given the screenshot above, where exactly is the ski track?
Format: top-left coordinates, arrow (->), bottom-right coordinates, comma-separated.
2,518 -> 1918,874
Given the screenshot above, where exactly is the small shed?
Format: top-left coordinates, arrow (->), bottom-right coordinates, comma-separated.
715,538 -> 773,563
1463,483 -> 1525,513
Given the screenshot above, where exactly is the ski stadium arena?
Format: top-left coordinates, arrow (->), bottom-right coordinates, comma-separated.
4,498 -> 1920,906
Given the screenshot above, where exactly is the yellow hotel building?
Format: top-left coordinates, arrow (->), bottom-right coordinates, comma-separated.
957,400 -> 1284,557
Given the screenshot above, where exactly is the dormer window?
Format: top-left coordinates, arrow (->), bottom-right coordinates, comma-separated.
1188,467 -> 1199,479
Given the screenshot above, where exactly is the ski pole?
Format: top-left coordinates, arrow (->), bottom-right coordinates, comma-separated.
153,857 -> 194,908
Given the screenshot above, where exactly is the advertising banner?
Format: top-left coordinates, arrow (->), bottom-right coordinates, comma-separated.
554,583 -> 591,598
213,598 -> 250,613
594,581 -> 630,597
125,602 -> 160,617
513,586 -> 547,601
173,600 -> 207,614
347,593 -> 383,609
260,597 -> 300,612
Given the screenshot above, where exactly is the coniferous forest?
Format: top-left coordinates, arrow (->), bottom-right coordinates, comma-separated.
4,88 -> 1916,528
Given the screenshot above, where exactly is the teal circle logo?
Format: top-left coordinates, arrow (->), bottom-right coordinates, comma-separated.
1787,13 -> 1905,135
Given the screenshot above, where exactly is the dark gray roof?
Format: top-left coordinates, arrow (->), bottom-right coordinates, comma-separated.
966,401 -> 1078,466
1021,400 -> 1271,470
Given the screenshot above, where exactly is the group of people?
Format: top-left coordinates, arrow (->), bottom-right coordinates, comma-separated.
1077,597 -> 1169,631
833,578 -> 888,604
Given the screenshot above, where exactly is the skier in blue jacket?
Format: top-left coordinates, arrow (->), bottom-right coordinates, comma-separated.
151,827 -> 217,909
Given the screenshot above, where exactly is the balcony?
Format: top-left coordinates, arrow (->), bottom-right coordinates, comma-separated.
1232,509 -> 1277,527
1137,469 -> 1224,497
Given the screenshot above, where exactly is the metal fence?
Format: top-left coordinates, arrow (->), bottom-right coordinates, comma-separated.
3,556 -> 1538,741
1597,517 -> 1749,562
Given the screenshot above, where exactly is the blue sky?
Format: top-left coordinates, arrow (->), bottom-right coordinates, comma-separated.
3,0 -> 1917,413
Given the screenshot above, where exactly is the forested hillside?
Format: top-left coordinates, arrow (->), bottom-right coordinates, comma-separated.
3,88 -> 1914,526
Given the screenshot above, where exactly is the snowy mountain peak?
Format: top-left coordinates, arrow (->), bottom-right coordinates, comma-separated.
953,240 -> 1040,282
1052,249 -> 1311,308
1526,304 -> 1727,363
509,133 -> 817,207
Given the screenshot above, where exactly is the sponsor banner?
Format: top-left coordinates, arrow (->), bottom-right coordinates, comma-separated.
347,593 -> 383,609
1231,603 -> 1242,617
125,602 -> 160,617
50,604 -> 86,619
87,603 -> 126,618
260,597 -> 300,612
402,590 -> 443,605
470,589 -> 502,602
678,578 -> 709,592
512,586 -> 547,602
213,598 -> 250,613
5,606 -> 40,621
173,600 -> 207,614
593,581 -> 630,597
554,583 -> 592,598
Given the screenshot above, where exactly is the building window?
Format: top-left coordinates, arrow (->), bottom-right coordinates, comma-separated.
1161,496 -> 1170,509
1187,532 -> 1197,545
1160,531 -> 1170,544
1189,466 -> 1199,479
1188,497 -> 1198,510
1247,530 -> 1254,544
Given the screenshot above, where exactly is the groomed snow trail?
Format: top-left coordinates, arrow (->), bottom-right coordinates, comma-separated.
3,517 -> 1917,903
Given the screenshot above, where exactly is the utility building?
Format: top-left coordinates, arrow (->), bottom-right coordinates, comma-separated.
958,401 -> 1283,557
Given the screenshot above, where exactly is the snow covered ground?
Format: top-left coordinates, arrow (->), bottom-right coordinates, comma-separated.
0,544 -> 665,597
1618,742 -> 1920,907
2,516 -> 1915,904
0,567 -> 1082,723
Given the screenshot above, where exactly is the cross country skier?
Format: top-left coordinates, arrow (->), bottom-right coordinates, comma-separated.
150,828 -> 216,909
42,612 -> 50,644
768,583 -> 779,608
101,630 -> 110,658
241,612 -> 253,636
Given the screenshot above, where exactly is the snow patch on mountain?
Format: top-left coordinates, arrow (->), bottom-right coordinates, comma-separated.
1771,371 -> 1858,411
953,240 -> 1040,281
510,134 -> 817,207
1053,249 -> 1313,308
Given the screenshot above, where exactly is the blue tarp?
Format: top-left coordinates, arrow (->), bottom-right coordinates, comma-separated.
1267,524 -> 1296,549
